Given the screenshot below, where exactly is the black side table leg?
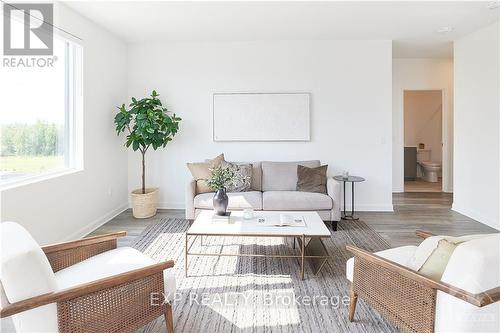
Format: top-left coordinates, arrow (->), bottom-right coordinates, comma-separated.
352,181 -> 355,217
342,180 -> 346,219
342,181 -> 359,221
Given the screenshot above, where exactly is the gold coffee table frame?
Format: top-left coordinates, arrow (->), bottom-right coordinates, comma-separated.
184,232 -> 330,280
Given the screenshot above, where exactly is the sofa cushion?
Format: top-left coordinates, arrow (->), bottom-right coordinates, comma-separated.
194,191 -> 263,210
55,247 -> 176,302
262,160 -> 320,191
1,222 -> 59,333
346,245 -> 418,282
263,191 -> 332,210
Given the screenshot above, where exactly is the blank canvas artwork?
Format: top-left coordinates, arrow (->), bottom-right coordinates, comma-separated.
212,93 -> 310,141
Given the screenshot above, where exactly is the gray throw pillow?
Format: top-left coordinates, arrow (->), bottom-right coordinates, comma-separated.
222,161 -> 252,192
296,165 -> 328,194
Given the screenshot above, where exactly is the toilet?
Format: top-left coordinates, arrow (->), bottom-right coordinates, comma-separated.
417,149 -> 441,183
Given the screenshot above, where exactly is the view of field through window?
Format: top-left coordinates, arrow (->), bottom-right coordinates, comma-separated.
0,27 -> 67,184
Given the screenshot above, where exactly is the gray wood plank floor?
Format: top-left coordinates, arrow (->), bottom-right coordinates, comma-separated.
2,193 -> 497,333
90,192 -> 498,248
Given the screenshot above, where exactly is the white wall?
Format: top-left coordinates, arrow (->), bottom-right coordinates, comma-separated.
453,22 -> 500,230
127,40 -> 393,211
0,3 -> 129,244
404,90 -> 443,163
393,58 -> 453,192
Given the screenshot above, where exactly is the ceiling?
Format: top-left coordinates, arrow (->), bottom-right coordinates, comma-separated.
64,1 -> 499,58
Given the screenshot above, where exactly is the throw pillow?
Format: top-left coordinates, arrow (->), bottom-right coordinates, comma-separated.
187,153 -> 225,193
222,161 -> 252,192
418,239 -> 459,281
407,233 -> 493,280
296,165 -> 328,194
195,179 -> 212,194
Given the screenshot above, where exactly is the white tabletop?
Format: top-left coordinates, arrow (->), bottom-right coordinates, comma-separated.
188,210 -> 331,237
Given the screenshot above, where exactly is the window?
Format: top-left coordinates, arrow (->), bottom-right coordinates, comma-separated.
0,31 -> 82,188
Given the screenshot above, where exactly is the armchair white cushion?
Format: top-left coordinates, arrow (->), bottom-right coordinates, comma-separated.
55,247 -> 176,302
435,234 -> 500,332
346,233 -> 500,333
346,245 -> 417,282
0,222 -> 176,333
1,222 -> 59,333
406,233 -> 491,272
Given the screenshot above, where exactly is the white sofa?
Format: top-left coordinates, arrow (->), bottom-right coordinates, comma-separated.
346,232 -> 500,332
0,222 -> 176,333
186,160 -> 342,225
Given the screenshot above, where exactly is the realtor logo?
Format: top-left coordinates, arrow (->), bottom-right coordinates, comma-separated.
3,3 -> 53,55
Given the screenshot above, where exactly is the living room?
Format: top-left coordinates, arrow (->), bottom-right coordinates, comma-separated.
1,1 -> 499,333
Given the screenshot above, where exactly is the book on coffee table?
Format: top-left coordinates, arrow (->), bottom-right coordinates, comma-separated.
256,214 -> 306,227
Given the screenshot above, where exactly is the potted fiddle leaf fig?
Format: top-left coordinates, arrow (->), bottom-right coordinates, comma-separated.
114,90 -> 181,218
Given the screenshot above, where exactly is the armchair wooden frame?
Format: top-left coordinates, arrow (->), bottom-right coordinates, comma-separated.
1,232 -> 175,333
347,230 -> 500,333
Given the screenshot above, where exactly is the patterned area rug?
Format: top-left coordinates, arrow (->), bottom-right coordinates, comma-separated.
133,218 -> 399,333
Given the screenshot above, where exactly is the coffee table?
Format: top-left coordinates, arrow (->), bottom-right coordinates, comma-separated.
185,210 -> 331,279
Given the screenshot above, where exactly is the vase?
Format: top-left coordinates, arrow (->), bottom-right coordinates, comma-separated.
213,187 -> 228,215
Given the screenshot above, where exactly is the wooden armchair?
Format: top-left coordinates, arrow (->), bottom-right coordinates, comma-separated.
0,222 -> 175,333
346,230 -> 500,333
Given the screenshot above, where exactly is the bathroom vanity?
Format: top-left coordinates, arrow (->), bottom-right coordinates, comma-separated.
404,147 -> 417,180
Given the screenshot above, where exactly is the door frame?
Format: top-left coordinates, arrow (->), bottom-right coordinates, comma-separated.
400,88 -> 452,193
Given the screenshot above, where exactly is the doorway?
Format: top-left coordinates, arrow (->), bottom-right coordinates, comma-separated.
403,90 -> 443,192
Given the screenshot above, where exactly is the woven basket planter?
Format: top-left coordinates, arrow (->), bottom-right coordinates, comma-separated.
131,188 -> 158,219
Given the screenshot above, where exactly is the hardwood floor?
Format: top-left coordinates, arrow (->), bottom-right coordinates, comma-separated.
91,192 -> 498,248
89,209 -> 185,247
361,192 -> 497,247
3,193 -> 495,333
404,178 -> 442,192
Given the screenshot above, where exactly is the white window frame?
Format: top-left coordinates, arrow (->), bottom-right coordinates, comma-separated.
0,34 -> 83,190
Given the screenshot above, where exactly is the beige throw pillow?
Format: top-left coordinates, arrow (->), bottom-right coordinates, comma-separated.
418,239 -> 459,280
296,165 -> 328,194
195,180 -> 212,194
187,153 -> 225,193
407,233 -> 493,281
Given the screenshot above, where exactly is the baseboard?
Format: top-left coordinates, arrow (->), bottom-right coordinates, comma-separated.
452,204 -> 499,230
442,185 -> 453,193
61,202 -> 129,241
128,201 -> 184,210
156,201 -> 185,210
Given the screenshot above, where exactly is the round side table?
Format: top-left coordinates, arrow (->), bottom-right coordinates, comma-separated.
333,175 -> 365,221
